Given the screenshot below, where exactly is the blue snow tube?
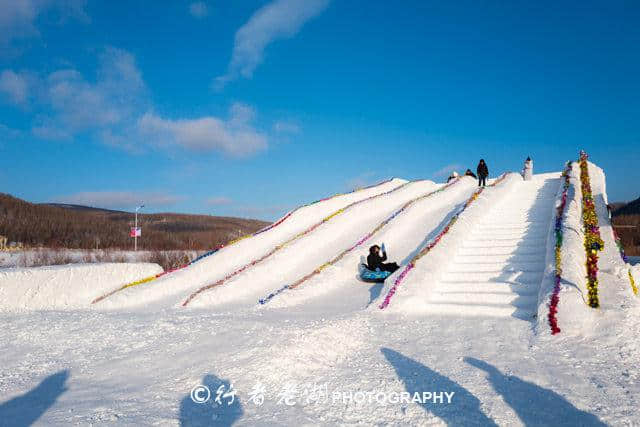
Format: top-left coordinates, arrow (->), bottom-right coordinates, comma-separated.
359,263 -> 392,283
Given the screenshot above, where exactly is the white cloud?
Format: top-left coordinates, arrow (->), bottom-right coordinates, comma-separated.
0,123 -> 23,140
215,0 -> 330,88
0,0 -> 88,47
205,196 -> 233,206
0,0 -> 41,45
432,163 -> 464,178
273,120 -> 300,134
32,47 -> 146,140
55,191 -> 184,210
189,2 -> 209,19
138,102 -> 267,157
0,70 -> 30,105
32,124 -> 72,141
3,47 -> 268,157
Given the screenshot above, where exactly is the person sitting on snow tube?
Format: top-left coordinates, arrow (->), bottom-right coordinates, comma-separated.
367,244 -> 400,274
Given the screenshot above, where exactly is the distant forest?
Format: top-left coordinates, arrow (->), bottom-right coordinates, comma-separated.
2,190 -> 638,255
612,196 -> 640,256
0,193 -> 270,250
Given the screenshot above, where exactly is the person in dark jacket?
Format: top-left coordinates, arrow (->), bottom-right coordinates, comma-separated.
464,169 -> 477,179
476,159 -> 489,187
367,244 -> 399,273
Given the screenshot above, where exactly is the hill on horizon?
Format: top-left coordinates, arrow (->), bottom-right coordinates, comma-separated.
612,195 -> 640,256
40,203 -> 132,214
0,193 -> 270,251
612,196 -> 640,216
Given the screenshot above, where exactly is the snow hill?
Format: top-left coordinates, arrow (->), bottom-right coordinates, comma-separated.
0,160 -> 639,425
0,263 -> 162,311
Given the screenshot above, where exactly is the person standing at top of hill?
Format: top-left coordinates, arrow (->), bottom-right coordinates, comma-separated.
477,159 -> 489,187
523,156 -> 533,181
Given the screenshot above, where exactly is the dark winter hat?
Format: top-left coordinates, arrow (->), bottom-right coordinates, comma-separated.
369,245 -> 380,254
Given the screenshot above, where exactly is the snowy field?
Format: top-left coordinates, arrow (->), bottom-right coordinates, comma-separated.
1,167 -> 639,425
0,249 -> 200,269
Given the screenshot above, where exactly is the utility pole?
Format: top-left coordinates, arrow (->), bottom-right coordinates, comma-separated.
134,204 -> 144,251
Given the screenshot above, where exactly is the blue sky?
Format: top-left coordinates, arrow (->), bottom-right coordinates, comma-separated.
1,1 -> 638,220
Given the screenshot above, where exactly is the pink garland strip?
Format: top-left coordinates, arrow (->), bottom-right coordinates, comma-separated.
379,173 -> 508,310
548,162 -> 572,334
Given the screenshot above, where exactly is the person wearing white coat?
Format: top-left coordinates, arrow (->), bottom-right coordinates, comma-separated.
523,157 -> 533,180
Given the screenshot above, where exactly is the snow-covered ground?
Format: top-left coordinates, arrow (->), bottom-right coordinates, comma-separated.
0,263 -> 163,311
1,168 -> 638,425
0,249 -> 200,269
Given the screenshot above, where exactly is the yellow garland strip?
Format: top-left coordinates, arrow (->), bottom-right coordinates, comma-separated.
629,269 -> 638,295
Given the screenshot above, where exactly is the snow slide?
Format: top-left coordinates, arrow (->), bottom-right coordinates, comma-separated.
184,180 -> 445,309
0,263 -> 162,311
262,176 -> 481,310
92,178 -> 407,309
97,179 -> 432,309
381,172 -> 559,315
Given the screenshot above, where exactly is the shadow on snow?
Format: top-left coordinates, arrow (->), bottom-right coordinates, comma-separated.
382,349 -> 606,426
0,370 -> 70,427
381,348 -> 497,426
465,357 -> 606,426
179,374 -> 243,427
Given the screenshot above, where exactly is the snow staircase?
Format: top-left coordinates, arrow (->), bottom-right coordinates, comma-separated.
423,175 -> 560,319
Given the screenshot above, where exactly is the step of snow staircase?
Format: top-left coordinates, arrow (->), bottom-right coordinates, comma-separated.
423,175 -> 560,319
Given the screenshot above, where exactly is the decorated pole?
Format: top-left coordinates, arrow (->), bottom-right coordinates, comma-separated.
133,204 -> 144,251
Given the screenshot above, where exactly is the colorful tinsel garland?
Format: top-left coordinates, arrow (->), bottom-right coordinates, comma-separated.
257,177 -> 465,305
547,162 -> 572,334
579,151 -> 604,308
629,270 -> 638,296
91,178 -> 397,305
180,179 -> 424,307
612,228 -> 638,295
378,173 -> 509,310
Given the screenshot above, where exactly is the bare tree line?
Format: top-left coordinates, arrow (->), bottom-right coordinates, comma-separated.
0,193 -> 269,251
